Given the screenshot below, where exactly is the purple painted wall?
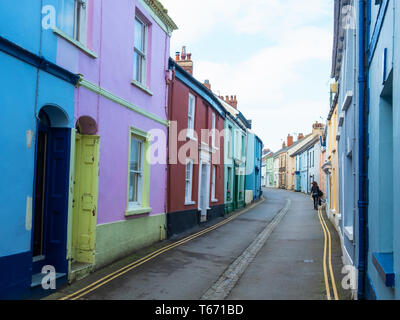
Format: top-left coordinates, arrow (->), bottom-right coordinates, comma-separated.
56,0 -> 171,224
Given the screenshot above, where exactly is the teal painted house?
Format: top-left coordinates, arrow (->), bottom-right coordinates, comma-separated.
219,97 -> 248,213
0,1 -> 79,299
245,131 -> 264,203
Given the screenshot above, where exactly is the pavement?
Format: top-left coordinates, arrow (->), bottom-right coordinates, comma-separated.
46,188 -> 351,300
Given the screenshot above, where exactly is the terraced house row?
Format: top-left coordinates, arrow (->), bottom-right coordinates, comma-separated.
0,0 -> 263,299
323,0 -> 400,300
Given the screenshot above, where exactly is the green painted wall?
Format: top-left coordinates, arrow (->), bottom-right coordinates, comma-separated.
224,117 -> 246,213
94,213 -> 166,270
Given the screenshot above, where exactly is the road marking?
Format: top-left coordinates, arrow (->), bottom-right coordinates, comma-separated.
318,207 -> 339,300
201,199 -> 291,300
317,207 -> 331,300
59,198 -> 265,300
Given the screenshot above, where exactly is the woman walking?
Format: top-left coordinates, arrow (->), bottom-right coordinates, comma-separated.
311,182 -> 321,210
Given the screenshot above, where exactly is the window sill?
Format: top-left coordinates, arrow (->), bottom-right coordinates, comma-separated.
125,207 -> 152,217
131,80 -> 153,96
211,199 -> 219,203
184,201 -> 196,206
372,252 -> 395,287
344,226 -> 354,242
52,27 -> 98,59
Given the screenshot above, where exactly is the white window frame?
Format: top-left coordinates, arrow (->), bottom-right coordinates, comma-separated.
187,93 -> 196,139
227,167 -> 232,202
211,165 -> 218,202
241,135 -> 246,158
227,126 -> 233,158
58,0 -> 88,44
235,130 -> 240,159
211,113 -> 216,148
128,135 -> 145,209
134,15 -> 148,85
185,159 -> 195,205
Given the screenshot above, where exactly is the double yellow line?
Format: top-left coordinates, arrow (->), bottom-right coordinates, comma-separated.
60,199 -> 265,300
317,206 -> 339,301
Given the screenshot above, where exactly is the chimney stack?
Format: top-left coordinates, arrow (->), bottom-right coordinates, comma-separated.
220,95 -> 238,109
287,134 -> 294,147
298,133 -> 304,141
175,46 -> 193,75
312,122 -> 324,135
204,80 -> 211,90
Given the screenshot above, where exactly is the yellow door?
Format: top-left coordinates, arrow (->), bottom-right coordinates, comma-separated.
72,134 -> 100,264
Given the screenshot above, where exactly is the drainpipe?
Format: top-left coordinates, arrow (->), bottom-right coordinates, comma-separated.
357,0 -> 369,300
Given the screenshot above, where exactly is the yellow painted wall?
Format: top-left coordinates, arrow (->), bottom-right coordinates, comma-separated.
286,153 -> 296,190
327,95 -> 340,215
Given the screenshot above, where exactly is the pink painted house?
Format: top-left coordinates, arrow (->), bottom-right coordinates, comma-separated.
54,0 -> 177,281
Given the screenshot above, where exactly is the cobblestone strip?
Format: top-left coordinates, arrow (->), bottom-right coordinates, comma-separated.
200,199 -> 292,300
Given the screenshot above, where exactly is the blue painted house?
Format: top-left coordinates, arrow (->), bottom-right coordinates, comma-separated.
245,130 -> 264,204
0,1 -> 79,299
292,135 -> 320,195
330,0 -> 361,299
329,0 -> 400,300
364,0 -> 399,300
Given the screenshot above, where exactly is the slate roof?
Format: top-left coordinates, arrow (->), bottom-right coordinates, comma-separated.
290,135 -> 320,157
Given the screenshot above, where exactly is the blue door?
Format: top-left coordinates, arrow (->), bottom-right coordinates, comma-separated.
32,122 -> 70,276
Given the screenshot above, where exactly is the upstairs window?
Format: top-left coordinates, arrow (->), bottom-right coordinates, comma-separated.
187,93 -> 196,138
212,113 -> 216,148
58,0 -> 88,44
134,16 -> 147,85
241,135 -> 246,158
227,126 -> 233,158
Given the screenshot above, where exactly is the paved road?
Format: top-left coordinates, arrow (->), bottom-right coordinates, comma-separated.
49,188 -> 349,300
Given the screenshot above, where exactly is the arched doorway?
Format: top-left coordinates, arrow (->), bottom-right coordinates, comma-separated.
32,106 -> 71,278
71,116 -> 100,277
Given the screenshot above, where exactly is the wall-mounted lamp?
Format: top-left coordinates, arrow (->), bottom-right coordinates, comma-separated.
26,130 -> 33,149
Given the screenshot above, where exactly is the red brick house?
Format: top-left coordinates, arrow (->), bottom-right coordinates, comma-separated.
167,50 -> 226,236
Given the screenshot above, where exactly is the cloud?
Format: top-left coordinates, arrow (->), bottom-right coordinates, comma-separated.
162,0 -> 334,151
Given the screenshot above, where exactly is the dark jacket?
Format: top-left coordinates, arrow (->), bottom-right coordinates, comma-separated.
311,185 -> 320,197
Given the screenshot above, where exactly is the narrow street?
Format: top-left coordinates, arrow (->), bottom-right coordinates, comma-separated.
48,189 -> 349,301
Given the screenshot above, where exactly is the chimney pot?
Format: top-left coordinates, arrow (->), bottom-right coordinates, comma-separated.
176,45 -> 193,75
181,46 -> 187,60
175,52 -> 180,61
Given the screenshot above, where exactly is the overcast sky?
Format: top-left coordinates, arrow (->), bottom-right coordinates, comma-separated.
162,0 -> 334,152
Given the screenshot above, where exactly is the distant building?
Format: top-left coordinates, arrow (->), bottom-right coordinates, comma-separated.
263,150 -> 274,188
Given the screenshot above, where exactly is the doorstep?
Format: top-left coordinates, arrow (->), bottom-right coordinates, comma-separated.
69,261 -> 94,284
